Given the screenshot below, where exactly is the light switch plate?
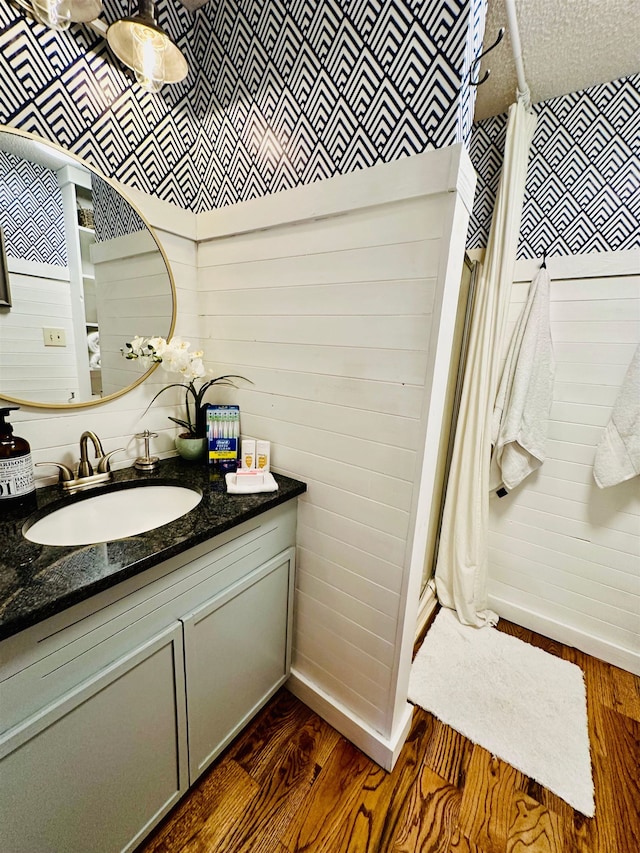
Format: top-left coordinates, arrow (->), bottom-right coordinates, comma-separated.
43,327 -> 66,347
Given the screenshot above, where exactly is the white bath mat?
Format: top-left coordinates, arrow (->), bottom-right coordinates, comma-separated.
409,607 -> 594,816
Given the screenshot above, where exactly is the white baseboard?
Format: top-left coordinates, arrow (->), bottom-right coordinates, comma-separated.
489,595 -> 640,677
415,583 -> 438,641
286,669 -> 414,771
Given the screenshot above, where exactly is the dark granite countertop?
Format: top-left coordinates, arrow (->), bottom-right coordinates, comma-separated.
0,458 -> 306,642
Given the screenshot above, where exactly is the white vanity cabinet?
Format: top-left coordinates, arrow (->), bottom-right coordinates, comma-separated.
0,502 -> 297,853
0,625 -> 188,853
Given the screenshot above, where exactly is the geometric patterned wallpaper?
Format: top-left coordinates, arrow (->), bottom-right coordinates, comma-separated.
0,0 -> 201,209
0,0 -> 486,212
194,0 -> 486,209
0,149 -> 67,265
467,73 -> 640,258
91,173 -> 147,241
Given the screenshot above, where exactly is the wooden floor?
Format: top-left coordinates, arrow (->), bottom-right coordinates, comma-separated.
138,618 -> 640,853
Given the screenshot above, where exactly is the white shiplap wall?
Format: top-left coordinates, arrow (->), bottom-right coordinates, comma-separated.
488,250 -> 640,676
0,261 -> 78,404
196,147 -> 475,766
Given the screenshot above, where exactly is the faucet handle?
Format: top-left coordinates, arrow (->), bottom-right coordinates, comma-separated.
36,461 -> 75,483
97,448 -> 124,474
77,457 -> 94,478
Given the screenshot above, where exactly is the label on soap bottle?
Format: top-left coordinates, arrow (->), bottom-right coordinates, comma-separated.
0,454 -> 35,500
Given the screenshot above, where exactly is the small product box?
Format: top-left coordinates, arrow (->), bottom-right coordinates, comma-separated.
256,439 -> 270,472
241,439 -> 256,470
206,405 -> 240,466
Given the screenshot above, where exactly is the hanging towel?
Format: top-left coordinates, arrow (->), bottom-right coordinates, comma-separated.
593,343 -> 640,488
490,266 -> 555,492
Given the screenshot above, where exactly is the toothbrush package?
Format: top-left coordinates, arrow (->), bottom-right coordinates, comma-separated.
206,405 -> 240,465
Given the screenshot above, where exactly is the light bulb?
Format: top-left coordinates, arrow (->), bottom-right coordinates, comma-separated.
106,0 -> 188,92
30,0 -> 72,30
132,23 -> 166,93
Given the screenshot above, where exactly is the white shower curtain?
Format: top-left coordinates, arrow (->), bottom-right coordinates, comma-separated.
435,97 -> 537,627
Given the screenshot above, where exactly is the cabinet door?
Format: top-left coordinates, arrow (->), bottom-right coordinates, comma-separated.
183,548 -> 295,781
0,623 -> 188,853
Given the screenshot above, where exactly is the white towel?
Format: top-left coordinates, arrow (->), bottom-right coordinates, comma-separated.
87,330 -> 101,369
225,471 -> 278,494
593,343 -> 640,488
490,266 -> 555,492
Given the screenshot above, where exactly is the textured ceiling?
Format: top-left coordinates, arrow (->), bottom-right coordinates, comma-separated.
474,0 -> 640,119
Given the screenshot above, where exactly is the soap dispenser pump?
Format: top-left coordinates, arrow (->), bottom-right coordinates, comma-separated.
0,406 -> 35,504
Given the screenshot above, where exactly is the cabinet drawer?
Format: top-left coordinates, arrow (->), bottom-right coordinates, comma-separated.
0,502 -> 297,734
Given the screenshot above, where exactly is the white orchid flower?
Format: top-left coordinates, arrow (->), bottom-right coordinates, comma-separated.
124,334 -> 249,437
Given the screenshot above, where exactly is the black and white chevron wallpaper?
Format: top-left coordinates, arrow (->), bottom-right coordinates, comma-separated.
468,74 -> 640,258
0,0 -> 201,209
91,174 -> 147,241
195,0 -> 485,208
0,150 -> 67,264
0,0 -> 485,212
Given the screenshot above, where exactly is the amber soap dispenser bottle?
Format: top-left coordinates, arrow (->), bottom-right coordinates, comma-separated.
0,406 -> 35,504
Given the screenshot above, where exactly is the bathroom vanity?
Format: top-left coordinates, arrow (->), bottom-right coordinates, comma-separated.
0,458 -> 306,852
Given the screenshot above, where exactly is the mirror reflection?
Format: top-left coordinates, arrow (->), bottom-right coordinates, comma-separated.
0,127 -> 175,408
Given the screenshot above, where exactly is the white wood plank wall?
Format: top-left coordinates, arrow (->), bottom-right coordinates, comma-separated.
197,188 -> 460,737
488,250 -> 640,675
0,262 -> 78,404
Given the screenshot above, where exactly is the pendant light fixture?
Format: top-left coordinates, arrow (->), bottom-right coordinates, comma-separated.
106,0 -> 188,93
29,0 -> 102,31
14,0 -> 188,91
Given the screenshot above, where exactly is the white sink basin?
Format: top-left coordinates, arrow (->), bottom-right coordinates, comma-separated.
24,484 -> 202,546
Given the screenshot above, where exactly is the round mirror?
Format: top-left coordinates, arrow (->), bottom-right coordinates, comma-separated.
0,125 -> 176,408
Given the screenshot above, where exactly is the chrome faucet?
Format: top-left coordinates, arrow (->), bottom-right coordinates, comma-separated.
37,431 -> 123,493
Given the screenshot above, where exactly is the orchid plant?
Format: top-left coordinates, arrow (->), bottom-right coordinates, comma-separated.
123,336 -> 249,439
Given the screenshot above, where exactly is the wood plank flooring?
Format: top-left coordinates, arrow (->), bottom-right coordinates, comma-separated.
137,618 -> 640,853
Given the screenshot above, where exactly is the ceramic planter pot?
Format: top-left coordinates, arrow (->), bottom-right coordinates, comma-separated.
175,434 -> 207,462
